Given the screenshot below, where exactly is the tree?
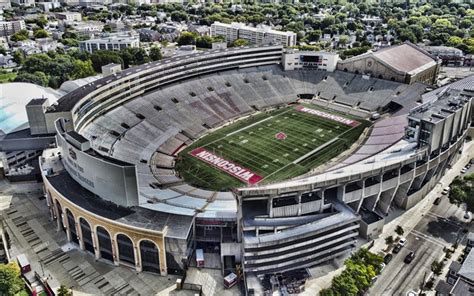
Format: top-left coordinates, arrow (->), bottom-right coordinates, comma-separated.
385,235 -> 394,247
319,288 -> 336,296
12,50 -> 25,65
447,36 -> 463,47
120,47 -> 150,67
14,71 -> 49,86
345,260 -> 376,291
0,263 -> 25,295
231,39 -> 249,47
71,59 -> 96,79
149,46 -> 162,61
395,225 -> 404,236
307,30 -> 322,42
339,35 -> 349,47
332,272 -> 359,295
196,35 -> 214,48
33,29 -> 49,39
90,50 -> 124,72
399,29 -> 417,43
176,32 -> 197,46
57,284 -> 72,296
431,260 -> 444,276
10,30 -> 29,42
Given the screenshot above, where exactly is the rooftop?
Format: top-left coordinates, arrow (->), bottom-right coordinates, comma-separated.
373,43 -> 437,74
26,98 -> 47,107
409,89 -> 471,123
212,22 -> 296,36
458,249 -> 474,282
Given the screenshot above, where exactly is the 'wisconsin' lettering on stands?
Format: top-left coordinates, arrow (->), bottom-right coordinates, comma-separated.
189,147 -> 263,184
295,105 -> 360,127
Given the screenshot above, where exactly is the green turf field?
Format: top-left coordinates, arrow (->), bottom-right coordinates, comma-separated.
175,104 -> 371,190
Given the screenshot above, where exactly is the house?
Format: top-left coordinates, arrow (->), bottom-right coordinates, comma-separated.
436,238 -> 474,296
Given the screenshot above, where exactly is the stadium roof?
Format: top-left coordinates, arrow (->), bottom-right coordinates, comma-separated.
340,42 -> 438,75
0,83 -> 61,134
372,43 -> 437,74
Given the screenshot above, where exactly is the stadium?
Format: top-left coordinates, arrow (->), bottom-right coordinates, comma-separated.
20,44 -> 472,293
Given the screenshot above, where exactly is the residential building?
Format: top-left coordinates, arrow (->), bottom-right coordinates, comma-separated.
0,20 -> 25,37
55,12 -> 82,22
69,21 -> 104,38
10,0 -> 34,6
79,32 -> 139,53
0,0 -> 11,9
211,22 -> 297,47
436,247 -> 474,295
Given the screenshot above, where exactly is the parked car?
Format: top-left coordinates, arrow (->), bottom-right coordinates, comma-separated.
464,211 -> 472,221
470,158 -> 474,164
442,187 -> 450,195
379,263 -> 386,272
434,197 -> 441,205
398,237 -> 407,246
393,244 -> 402,254
384,253 -> 393,264
461,168 -> 467,174
404,251 -> 415,263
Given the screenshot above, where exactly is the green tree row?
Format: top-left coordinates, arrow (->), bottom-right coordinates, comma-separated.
320,248 -> 383,296
13,46 -> 162,89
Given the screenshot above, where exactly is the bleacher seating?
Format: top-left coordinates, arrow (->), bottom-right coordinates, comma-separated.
81,66 -> 423,202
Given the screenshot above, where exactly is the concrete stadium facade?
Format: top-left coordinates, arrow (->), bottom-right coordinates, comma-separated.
31,45 -> 473,293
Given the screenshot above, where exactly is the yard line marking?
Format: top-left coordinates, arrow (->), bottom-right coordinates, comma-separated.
292,138 -> 339,164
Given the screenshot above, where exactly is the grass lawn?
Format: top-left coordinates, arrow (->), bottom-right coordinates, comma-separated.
175,104 -> 371,191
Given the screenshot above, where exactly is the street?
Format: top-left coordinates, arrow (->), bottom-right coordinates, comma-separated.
369,150 -> 474,296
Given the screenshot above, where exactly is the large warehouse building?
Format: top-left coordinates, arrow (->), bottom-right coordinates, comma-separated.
7,45 -> 472,294
337,42 -> 441,85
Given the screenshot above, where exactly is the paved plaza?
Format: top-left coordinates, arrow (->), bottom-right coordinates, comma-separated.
0,180 -> 239,296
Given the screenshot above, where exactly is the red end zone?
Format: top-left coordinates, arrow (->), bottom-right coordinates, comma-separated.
295,105 -> 360,127
189,147 -> 263,185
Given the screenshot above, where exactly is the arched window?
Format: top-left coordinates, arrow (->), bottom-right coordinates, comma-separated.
79,218 -> 94,253
140,240 -> 160,273
96,226 -> 113,262
117,234 -> 135,265
66,209 -> 78,244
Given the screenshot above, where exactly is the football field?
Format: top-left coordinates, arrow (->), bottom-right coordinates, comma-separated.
176,104 -> 370,190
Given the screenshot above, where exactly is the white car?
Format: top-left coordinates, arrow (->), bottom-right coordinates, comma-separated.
464,211 -> 472,221
380,263 -> 386,272
442,187 -> 450,195
398,237 -> 407,246
461,168 -> 467,174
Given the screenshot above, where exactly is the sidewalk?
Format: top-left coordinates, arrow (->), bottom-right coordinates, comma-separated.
372,141 -> 474,254
303,141 -> 474,295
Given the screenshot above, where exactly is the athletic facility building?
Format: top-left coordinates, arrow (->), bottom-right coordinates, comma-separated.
18,45 -> 472,293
